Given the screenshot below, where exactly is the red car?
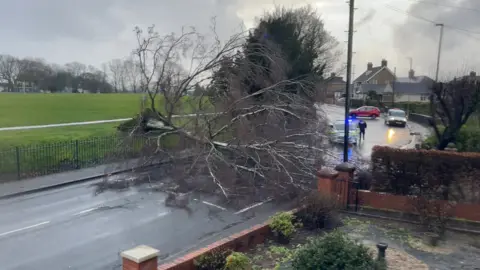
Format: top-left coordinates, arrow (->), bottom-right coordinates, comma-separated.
349,106 -> 381,119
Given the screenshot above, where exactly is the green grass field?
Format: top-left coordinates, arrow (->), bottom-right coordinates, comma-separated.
0,93 -> 143,127
0,93 -> 210,180
0,93 -> 210,147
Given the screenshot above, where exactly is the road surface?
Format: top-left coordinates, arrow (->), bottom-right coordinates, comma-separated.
0,177 -> 288,270
0,104 -> 429,270
321,104 -> 429,161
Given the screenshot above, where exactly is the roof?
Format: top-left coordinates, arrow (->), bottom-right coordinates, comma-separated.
355,83 -> 387,94
353,66 -> 384,84
395,76 -> 435,84
392,81 -> 431,94
326,76 -> 346,84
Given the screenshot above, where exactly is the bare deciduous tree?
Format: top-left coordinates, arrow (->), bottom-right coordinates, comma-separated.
109,23 -> 329,206
123,57 -> 141,93
0,54 -> 24,92
430,79 -> 480,150
108,59 -> 124,93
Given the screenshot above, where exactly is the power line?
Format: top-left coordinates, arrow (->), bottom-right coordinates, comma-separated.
408,0 -> 480,14
385,5 -> 480,40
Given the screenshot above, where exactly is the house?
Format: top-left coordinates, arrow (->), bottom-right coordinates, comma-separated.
460,71 -> 479,82
351,59 -> 396,100
385,69 -> 434,103
323,72 -> 346,101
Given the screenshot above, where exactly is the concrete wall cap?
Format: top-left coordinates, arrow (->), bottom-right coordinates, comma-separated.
121,245 -> 159,263
318,167 -> 338,178
335,162 -> 356,173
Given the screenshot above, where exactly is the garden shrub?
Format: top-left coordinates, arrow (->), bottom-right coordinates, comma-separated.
370,146 -> 480,203
194,248 -> 232,270
291,230 -> 376,270
295,192 -> 340,230
225,252 -> 251,270
423,126 -> 480,152
270,212 -> 297,241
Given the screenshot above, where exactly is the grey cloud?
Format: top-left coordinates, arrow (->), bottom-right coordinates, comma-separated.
393,0 -> 480,58
0,0 -> 124,41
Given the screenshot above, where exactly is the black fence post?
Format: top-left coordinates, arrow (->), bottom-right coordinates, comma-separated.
15,146 -> 20,180
74,140 -> 79,169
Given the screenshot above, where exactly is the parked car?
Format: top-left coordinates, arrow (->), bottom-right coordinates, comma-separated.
349,106 -> 381,119
384,108 -> 407,127
328,119 -> 359,145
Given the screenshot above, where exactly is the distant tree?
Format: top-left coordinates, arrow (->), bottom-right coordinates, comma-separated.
65,62 -> 86,91
430,79 -> 480,150
108,59 -> 124,93
192,83 -> 206,97
0,54 -> 23,91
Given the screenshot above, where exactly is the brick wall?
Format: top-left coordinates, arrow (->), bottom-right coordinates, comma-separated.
317,165 -> 480,223
356,190 -> 480,222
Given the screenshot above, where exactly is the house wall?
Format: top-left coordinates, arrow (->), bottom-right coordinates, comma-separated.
394,94 -> 429,103
366,68 -> 395,85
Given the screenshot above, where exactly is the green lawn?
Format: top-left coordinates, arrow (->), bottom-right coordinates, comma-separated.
0,93 -> 143,127
0,93 -> 211,180
0,123 -> 118,148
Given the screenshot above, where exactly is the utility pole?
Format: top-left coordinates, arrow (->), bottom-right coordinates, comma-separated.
392,67 -> 396,107
343,0 -> 355,162
434,23 -> 444,82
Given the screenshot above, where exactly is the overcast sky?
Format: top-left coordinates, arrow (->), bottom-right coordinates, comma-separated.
1,0 -> 479,80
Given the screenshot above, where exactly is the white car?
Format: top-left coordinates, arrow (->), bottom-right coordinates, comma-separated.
328,119 -> 360,145
384,109 -> 407,127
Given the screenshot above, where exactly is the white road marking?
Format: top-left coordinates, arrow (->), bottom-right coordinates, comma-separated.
0,221 -> 50,237
234,198 -> 273,215
73,207 -> 98,216
201,201 -> 227,211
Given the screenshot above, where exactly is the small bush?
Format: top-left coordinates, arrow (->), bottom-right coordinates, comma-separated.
194,248 -> 232,270
291,230 -> 376,270
295,192 -> 340,230
270,212 -> 297,240
225,252 -> 251,270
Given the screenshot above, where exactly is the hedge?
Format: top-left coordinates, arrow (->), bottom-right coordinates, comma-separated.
370,146 -> 480,203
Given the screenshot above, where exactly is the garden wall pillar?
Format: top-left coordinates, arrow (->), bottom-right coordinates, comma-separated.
334,163 -> 356,208
317,167 -> 338,196
121,245 -> 159,270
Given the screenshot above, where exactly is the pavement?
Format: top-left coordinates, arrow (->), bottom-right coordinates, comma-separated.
0,104 -> 430,270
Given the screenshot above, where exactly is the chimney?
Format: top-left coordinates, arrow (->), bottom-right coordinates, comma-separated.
367,62 -> 373,71
331,72 -> 336,78
381,59 -> 387,67
470,71 -> 476,78
408,69 -> 415,79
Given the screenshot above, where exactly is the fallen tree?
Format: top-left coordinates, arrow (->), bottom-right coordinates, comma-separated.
103,15 -> 336,205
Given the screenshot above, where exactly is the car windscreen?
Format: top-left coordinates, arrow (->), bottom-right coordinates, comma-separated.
333,122 -> 356,131
388,110 -> 406,117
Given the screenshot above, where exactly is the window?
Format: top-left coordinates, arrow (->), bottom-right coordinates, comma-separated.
420,95 -> 428,101
388,110 -> 406,117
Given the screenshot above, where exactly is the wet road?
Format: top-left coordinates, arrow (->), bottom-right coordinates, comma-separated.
321,104 -> 428,160
0,178 -> 288,270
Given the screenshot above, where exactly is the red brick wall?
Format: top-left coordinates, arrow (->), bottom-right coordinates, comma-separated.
356,190 -> 480,222
157,223 -> 272,270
